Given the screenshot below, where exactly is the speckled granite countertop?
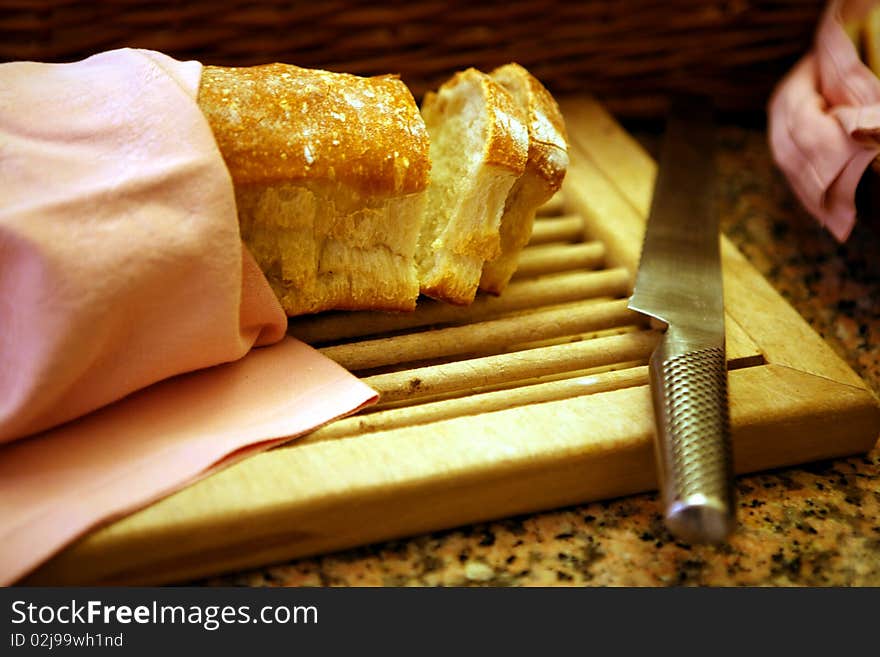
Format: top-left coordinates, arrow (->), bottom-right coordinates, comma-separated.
206,125 -> 880,587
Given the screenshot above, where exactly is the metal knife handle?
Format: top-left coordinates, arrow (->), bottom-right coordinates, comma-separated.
648,337 -> 735,544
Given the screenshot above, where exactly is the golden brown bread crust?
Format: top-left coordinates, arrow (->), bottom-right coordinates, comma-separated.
492,63 -> 568,191
478,64 -> 569,295
198,63 -> 430,196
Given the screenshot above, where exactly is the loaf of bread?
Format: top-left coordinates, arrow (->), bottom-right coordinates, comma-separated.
478,64 -> 569,295
199,62 -> 567,316
416,68 -> 529,305
198,64 -> 430,316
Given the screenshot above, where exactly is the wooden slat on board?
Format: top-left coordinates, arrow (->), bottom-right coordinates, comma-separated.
319,299 -> 638,371
289,268 -> 630,344
528,214 -> 584,245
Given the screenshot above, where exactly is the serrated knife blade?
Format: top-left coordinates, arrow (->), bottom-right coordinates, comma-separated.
628,96 -> 735,544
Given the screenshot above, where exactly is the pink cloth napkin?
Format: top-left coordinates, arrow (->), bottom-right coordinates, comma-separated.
769,0 -> 880,241
0,49 -> 377,584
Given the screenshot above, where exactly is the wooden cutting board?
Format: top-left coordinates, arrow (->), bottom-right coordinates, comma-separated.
27,98 -> 880,585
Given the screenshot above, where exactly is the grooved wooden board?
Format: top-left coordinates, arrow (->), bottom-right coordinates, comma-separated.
26,98 -> 880,585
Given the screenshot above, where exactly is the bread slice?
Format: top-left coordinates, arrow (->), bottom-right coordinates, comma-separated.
479,63 -> 569,294
417,68 -> 529,305
198,64 -> 430,316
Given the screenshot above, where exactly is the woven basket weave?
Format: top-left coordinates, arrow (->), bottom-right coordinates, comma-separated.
1,0 -> 824,117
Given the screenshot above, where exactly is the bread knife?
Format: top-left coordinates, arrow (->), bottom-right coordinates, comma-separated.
628,96 -> 735,544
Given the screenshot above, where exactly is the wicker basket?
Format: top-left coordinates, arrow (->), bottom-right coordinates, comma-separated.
1,0 -> 824,117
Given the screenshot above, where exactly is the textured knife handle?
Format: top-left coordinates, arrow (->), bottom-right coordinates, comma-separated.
650,344 -> 735,544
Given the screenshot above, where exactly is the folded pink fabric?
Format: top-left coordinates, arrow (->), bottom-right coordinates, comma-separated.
769,0 -> 880,241
0,49 -> 288,442
0,49 -> 378,584
1,336 -> 377,585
